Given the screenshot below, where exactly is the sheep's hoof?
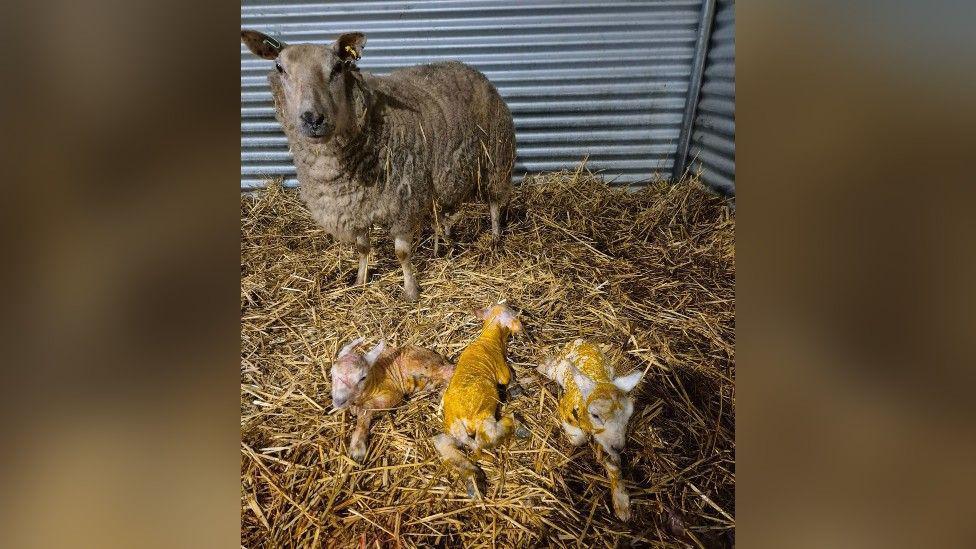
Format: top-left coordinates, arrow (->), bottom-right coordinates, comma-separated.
403,284 -> 420,302
514,424 -> 531,440
506,383 -> 525,400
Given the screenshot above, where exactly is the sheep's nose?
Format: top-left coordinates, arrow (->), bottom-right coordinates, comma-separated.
301,110 -> 325,128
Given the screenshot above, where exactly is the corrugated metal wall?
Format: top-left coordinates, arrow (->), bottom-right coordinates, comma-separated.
688,0 -> 734,195
241,0 -> 705,190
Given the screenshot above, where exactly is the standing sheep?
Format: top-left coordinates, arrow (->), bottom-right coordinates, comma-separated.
241,30 -> 516,301
537,339 -> 645,521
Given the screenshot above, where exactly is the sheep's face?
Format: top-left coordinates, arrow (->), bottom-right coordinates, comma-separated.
330,338 -> 385,410
242,30 -> 369,142
572,368 -> 644,455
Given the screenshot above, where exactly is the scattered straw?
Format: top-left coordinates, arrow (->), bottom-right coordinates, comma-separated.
241,167 -> 735,547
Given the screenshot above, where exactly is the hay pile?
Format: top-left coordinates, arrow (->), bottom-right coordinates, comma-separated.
241,167 -> 735,548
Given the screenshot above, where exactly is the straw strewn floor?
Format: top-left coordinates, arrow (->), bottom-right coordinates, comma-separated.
241,167 -> 735,548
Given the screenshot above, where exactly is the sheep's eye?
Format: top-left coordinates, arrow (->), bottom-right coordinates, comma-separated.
275,62 -> 284,74
590,412 -> 600,422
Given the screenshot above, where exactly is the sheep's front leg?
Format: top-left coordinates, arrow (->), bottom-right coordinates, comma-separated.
433,433 -> 486,499
354,232 -> 370,286
348,409 -> 375,463
599,447 -> 631,521
393,233 -> 419,302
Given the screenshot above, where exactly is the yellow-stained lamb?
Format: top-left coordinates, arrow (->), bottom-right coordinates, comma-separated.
538,339 -> 644,521
433,303 -> 525,498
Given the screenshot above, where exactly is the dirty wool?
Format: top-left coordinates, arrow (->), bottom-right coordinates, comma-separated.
241,167 -> 735,547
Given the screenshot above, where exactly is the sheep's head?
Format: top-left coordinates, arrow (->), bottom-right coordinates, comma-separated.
330,337 -> 385,410
571,366 -> 644,456
241,29 -> 370,142
474,303 -> 523,335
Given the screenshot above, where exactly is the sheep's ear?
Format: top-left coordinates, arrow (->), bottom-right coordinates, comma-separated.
241,29 -> 285,60
364,339 -> 386,367
571,366 -> 596,399
334,32 -> 367,63
473,306 -> 489,321
613,370 -> 644,393
338,336 -> 365,358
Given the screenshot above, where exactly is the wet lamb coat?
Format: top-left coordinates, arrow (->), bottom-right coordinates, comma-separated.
268,61 -> 516,243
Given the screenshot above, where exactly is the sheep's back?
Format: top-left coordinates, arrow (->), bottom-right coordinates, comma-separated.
382,62 -> 515,211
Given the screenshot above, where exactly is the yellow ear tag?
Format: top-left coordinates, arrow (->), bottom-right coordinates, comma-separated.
344,45 -> 360,59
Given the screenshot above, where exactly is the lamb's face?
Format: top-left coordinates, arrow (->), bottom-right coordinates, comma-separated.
571,367 -> 644,456
330,337 -> 386,409
242,30 -> 368,142
586,391 -> 635,454
330,352 -> 369,410
475,304 -> 523,335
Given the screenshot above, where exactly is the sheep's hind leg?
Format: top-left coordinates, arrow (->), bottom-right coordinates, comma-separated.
433,433 -> 486,499
354,232 -> 370,286
489,201 -> 504,241
393,233 -> 419,302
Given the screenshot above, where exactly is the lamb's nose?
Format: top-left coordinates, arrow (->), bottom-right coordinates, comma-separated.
301,110 -> 325,128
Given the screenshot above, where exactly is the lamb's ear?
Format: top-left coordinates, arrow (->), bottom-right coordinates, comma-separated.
334,32 -> 367,63
338,336 -> 365,358
613,370 -> 644,393
364,339 -> 386,367
571,366 -> 597,400
241,29 -> 285,60
473,306 -> 489,321
509,317 -> 524,335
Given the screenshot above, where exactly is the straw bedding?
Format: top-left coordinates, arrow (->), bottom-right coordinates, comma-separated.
241,166 -> 735,548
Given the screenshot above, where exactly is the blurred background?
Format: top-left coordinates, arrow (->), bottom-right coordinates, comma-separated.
1,0 -> 974,547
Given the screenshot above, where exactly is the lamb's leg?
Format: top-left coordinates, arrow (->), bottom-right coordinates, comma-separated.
475,414 -> 517,451
537,356 -> 572,389
561,420 -> 588,446
433,433 -> 486,499
354,232 -> 370,286
348,409 -> 375,463
599,446 -> 631,521
393,233 -> 419,302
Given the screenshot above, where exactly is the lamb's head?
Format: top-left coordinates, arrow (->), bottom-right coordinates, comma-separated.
330,337 -> 385,410
474,303 -> 523,336
241,29 -> 371,142
571,366 -> 644,455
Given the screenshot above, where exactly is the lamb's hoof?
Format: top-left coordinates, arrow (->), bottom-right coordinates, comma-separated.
514,424 -> 531,440
349,442 -> 367,463
612,489 -> 631,521
464,470 -> 487,500
507,383 -> 525,400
